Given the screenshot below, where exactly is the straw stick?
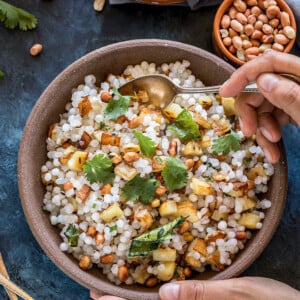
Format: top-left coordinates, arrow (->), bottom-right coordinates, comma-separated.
0,253 -> 18,300
0,272 -> 35,300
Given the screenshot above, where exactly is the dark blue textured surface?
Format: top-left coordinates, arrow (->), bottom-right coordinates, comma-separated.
0,1 -> 299,299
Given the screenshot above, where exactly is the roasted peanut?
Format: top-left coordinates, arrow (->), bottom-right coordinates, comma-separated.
223,37 -> 232,47
261,34 -> 274,44
258,14 -> 268,24
150,198 -> 161,208
145,276 -> 158,287
178,220 -> 190,234
86,226 -> 96,237
272,42 -> 284,51
229,6 -> 238,19
95,232 -> 105,246
244,24 -> 255,36
128,117 -> 141,129
244,8 -> 251,17
274,33 -> 289,45
262,23 -> 273,35
232,36 -> 243,50
100,254 -> 115,264
236,12 -> 248,25
242,39 -> 252,49
124,152 -> 140,162
231,19 -> 244,33
235,231 -> 247,240
250,38 -> 261,47
183,267 -> 192,278
63,181 -> 73,191
168,140 -> 177,156
184,158 -> 195,170
266,5 -> 280,19
118,266 -> 129,282
221,14 -> 231,29
229,28 -> 239,38
251,6 -> 262,17
247,14 -> 257,25
246,0 -> 257,5
101,183 -> 112,194
156,185 -> 167,196
251,29 -> 263,40
259,43 -> 272,52
110,152 -> 122,164
30,43 -> 43,56
254,20 -> 263,30
100,92 -> 112,103
283,26 -> 296,39
79,255 -> 92,270
76,184 -> 91,201
233,0 -> 247,13
229,45 -> 237,54
280,11 -> 291,27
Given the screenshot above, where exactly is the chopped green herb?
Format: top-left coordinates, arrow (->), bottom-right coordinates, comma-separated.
83,153 -> 115,184
109,224 -> 118,232
168,109 -> 201,142
133,130 -> 156,157
99,122 -> 109,130
128,217 -> 185,258
64,224 -> 80,247
162,157 -> 188,193
92,203 -> 96,208
155,156 -> 163,164
121,175 -> 159,205
212,129 -> 241,155
104,87 -> 130,120
0,0 -> 37,30
203,175 -> 214,182
0,70 -> 4,78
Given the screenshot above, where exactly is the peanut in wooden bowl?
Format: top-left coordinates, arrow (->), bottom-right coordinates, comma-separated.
213,0 -> 297,66
18,39 -> 288,300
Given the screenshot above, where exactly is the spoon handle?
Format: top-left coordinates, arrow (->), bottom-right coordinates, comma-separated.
176,73 -> 300,95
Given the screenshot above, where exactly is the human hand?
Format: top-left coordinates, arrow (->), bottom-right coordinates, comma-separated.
90,276 -> 300,300
219,50 -> 300,164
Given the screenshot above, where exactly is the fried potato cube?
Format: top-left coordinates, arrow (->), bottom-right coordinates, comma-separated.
194,113 -> 212,129
153,248 -> 177,262
159,200 -> 178,217
78,96 -> 92,117
182,141 -> 203,156
184,252 -> 201,268
114,163 -> 138,181
238,213 -> 261,229
197,95 -> 213,109
152,156 -> 166,172
163,103 -> 183,120
205,230 -> 227,243
76,184 -> 91,201
189,238 -> 207,257
99,203 -> 124,223
157,262 -> 176,281
134,208 -> 154,231
247,165 -> 266,180
101,132 -> 121,146
242,196 -> 257,211
190,178 -> 213,196
212,119 -> 230,136
211,210 -> 228,221
122,143 -> 140,153
175,200 -> 199,223
207,251 -> 225,271
132,266 -> 151,284
67,151 -> 88,171
221,97 -> 236,117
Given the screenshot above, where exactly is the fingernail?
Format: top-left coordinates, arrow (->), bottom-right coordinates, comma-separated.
238,117 -> 243,131
258,74 -> 279,93
259,126 -> 273,141
159,283 -> 179,300
263,147 -> 273,163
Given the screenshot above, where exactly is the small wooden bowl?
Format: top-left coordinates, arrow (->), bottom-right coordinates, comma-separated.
213,0 -> 297,66
18,39 -> 288,300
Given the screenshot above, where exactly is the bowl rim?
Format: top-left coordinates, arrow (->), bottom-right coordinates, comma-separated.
213,0 -> 297,66
18,39 -> 288,299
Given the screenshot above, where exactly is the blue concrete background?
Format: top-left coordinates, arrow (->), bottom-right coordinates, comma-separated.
0,1 -> 299,299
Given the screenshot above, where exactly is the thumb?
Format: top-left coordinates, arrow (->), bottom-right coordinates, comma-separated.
159,280 -> 235,300
257,73 -> 300,125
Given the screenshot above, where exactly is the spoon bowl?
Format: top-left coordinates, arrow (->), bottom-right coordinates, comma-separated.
118,73 -> 300,109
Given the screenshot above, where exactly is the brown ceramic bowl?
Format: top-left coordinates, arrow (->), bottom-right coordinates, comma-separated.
213,0 -> 297,66
18,39 -> 288,300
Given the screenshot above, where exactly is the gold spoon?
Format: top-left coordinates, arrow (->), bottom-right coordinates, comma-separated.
118,73 -> 300,109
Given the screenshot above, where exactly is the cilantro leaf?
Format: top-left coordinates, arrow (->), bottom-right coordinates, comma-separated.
109,224 -> 118,232
128,217 -> 184,258
0,1 -> 37,30
162,157 -> 188,193
64,224 -> 80,247
121,175 -> 159,205
133,130 -> 156,157
212,129 -> 241,155
168,109 -> 201,142
104,87 -> 130,120
83,153 -> 115,184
